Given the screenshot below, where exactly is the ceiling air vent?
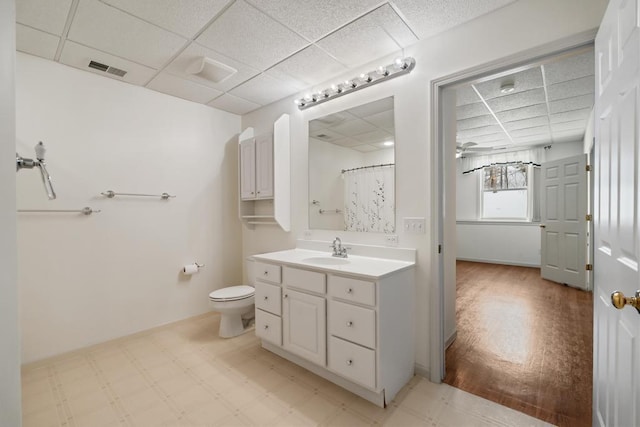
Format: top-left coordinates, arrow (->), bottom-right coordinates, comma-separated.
88,60 -> 127,78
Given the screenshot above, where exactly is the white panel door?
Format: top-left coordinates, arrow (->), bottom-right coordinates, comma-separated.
255,133 -> 273,199
540,154 -> 588,289
283,289 -> 326,366
239,138 -> 255,200
593,0 -> 640,425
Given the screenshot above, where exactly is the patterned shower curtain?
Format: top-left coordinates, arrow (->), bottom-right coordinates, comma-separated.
343,165 -> 395,233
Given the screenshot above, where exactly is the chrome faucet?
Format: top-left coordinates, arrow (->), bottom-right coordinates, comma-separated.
16,141 -> 56,200
331,237 -> 349,258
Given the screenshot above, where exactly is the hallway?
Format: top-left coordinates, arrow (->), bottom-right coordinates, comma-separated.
444,261 -> 593,426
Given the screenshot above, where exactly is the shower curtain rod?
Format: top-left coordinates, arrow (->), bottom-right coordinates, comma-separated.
341,163 -> 395,174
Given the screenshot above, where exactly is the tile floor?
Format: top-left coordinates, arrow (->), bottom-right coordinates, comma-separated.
22,313 -> 553,427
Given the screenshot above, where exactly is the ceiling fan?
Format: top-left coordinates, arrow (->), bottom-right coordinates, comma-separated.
456,142 -> 506,158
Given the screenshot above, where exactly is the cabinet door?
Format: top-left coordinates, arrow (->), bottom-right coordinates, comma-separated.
255,133 -> 274,199
283,289 -> 326,366
239,138 -> 256,200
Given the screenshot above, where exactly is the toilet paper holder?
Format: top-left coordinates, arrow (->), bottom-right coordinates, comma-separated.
195,263 -> 205,268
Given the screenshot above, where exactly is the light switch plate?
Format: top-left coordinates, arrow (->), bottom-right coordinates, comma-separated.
403,217 -> 426,234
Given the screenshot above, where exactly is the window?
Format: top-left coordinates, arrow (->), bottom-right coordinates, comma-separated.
481,164 -> 531,220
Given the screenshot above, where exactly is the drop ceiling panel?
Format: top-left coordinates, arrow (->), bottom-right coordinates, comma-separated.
59,41 -> 158,85
457,115 -> 499,131
485,88 -> 546,113
552,130 -> 584,143
348,97 -> 394,118
474,67 -> 543,100
316,5 -> 415,68
331,118 -> 378,137
457,125 -> 504,139
467,133 -> 510,144
228,73 -> 298,105
351,144 -> 378,152
266,45 -> 347,87
550,120 -> 587,133
550,108 -> 592,124
510,125 -> 550,138
547,76 -> 594,101
362,110 -> 395,132
514,134 -> 551,144
207,93 -> 260,115
353,129 -> 394,144
495,104 -> 548,123
309,129 -> 344,143
164,42 -> 259,91
247,0 -> 381,41
196,0 -> 307,71
457,102 -> 490,120
331,137 -> 366,147
503,116 -> 549,131
68,0 -> 187,69
147,73 -> 223,104
17,0 -> 73,35
456,86 -> 481,106
17,25 -> 60,60
101,0 -> 232,38
543,51 -> 595,84
391,0 -> 517,39
549,94 -> 594,114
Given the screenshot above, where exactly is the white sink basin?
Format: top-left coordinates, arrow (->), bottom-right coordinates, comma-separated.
302,256 -> 351,266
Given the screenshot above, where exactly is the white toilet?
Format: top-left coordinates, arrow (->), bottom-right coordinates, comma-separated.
209,285 -> 255,338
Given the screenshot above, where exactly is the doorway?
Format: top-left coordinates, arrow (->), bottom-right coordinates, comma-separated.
432,39 -> 596,425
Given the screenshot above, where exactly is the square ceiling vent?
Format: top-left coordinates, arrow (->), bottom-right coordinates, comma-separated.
186,56 -> 237,83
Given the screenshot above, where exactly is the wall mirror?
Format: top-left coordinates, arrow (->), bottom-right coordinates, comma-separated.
308,96 -> 395,233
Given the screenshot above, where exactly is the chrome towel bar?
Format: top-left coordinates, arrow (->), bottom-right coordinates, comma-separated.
101,190 -> 175,199
18,207 -> 100,215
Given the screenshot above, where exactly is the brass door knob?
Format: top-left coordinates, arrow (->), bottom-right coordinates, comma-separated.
540,224 -> 546,229
611,290 -> 640,313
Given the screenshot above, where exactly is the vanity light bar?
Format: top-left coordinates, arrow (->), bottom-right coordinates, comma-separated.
295,57 -> 416,110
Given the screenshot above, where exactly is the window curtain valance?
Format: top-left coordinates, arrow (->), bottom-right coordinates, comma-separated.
460,147 -> 543,174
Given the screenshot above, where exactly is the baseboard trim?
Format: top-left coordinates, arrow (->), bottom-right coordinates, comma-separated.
445,331 -> 457,349
456,257 -> 540,268
414,363 -> 430,379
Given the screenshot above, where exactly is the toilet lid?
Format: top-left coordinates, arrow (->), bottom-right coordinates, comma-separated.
209,285 -> 254,302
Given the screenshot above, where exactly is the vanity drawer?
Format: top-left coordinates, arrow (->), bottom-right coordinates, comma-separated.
255,282 -> 281,316
329,276 -> 375,306
329,300 -> 376,349
328,336 -> 375,389
255,262 -> 281,284
283,266 -> 326,294
255,309 -> 282,346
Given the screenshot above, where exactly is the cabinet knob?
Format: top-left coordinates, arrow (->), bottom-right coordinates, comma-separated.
263,271 -> 268,276
346,321 -> 353,327
264,296 -> 268,300
264,325 -> 269,330
347,288 -> 353,294
251,191 -> 254,195
257,191 -> 261,194
284,294 -> 288,299
346,359 -> 353,366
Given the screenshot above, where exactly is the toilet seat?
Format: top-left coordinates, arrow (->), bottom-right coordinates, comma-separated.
209,285 -> 254,302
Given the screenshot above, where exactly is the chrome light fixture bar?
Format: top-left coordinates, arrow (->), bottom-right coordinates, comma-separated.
295,57 -> 416,110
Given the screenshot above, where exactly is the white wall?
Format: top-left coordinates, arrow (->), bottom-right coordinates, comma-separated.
240,0 -> 607,375
16,54 -> 243,363
1,1 -> 21,425
456,141 -> 584,266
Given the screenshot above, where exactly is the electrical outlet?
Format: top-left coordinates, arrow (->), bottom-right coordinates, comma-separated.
385,235 -> 399,246
403,217 -> 426,234
303,230 -> 312,239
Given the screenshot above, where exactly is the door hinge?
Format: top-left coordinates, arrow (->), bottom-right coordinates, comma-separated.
438,244 -> 442,254
586,214 -> 592,221
586,264 -> 593,271
586,165 -> 592,172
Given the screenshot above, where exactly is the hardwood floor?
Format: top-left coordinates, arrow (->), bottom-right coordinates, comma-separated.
444,261 -> 593,427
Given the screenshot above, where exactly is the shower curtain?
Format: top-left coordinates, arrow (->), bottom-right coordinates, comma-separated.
343,165 -> 395,233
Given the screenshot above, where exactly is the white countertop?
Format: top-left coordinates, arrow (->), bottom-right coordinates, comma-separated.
251,248 -> 415,279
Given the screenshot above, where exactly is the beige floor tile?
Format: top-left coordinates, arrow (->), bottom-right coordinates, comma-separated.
57,375 -> 104,399
267,378 -> 315,408
323,407 -> 374,426
382,406 -> 427,427
347,395 -> 389,423
396,380 -> 449,421
219,380 -> 264,408
22,406 -> 63,427
436,404 -> 497,427
121,387 -> 166,415
240,395 -> 289,426
128,403 -> 180,426
155,372 -> 200,397
167,383 -> 216,411
290,392 -> 343,425
21,389 -> 57,415
72,404 -> 122,427
108,372 -> 150,398
271,408 -> 319,427
184,398 -> 236,425
66,389 -> 113,417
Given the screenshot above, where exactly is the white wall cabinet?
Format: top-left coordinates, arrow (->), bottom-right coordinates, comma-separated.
240,134 -> 273,200
252,257 -> 414,407
239,138 -> 256,200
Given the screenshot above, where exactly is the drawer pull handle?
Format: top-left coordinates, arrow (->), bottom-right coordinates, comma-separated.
346,359 -> 353,366
264,271 -> 269,276
264,296 -> 268,300
264,325 -> 269,330
347,288 -> 353,294
346,321 -> 353,327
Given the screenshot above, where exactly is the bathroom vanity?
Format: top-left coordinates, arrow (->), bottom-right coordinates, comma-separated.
251,245 -> 415,407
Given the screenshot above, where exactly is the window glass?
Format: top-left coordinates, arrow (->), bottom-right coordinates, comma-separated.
483,164 -> 527,192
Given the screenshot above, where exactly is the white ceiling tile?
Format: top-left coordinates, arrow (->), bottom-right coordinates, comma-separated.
513,134 -> 551,145
544,50 -> 594,85
331,118 -> 378,137
310,129 -> 345,143
351,144 -> 378,152
552,130 -> 585,143
457,125 -> 504,138
353,129 -> 394,144
16,24 -> 60,60
146,73 -> 222,104
550,120 -> 587,133
362,110 -> 395,133
196,1 -> 307,71
229,73 -> 298,106
392,0 -> 517,39
164,42 -> 259,91
457,115 -> 498,131
547,76 -> 594,101
474,67 -> 543,100
457,102 -> 490,120
456,85 -> 481,106
68,0 -> 187,69
503,116 -> 549,131
101,0 -> 232,38
59,41 -> 158,85
348,97 -> 394,118
466,132 -> 510,144
266,45 -> 346,87
510,125 -> 550,138
485,88 -> 546,113
549,108 -> 592,124
549,94 -> 594,114
316,5 -> 414,68
246,0 -> 381,41
332,137 -> 366,147
17,0 -> 73,35
495,104 -> 548,123
207,93 -> 260,115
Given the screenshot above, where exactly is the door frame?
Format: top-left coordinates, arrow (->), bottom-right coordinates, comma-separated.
429,30 -> 598,382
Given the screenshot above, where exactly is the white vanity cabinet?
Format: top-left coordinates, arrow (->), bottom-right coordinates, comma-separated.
251,249 -> 415,407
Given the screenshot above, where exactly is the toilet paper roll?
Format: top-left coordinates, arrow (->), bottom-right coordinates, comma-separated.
182,264 -> 199,275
